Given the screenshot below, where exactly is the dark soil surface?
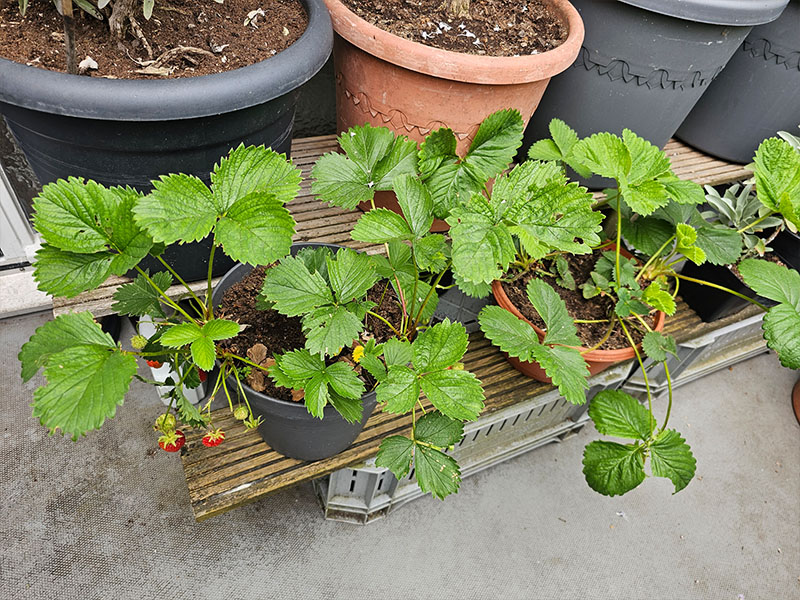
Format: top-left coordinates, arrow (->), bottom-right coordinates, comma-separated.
342,0 -> 567,57
502,252 -> 656,351
218,265 -> 407,401
0,0 -> 306,79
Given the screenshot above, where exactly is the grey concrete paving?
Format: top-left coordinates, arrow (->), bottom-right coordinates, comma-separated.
2,311 -> 798,600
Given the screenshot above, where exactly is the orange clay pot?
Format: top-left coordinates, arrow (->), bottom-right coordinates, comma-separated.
792,378 -> 800,426
491,245 -> 667,382
324,0 -> 584,230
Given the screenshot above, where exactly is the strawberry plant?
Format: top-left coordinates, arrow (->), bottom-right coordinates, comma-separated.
254,115 -> 525,499
19,144 -> 300,448
501,121 -> 800,497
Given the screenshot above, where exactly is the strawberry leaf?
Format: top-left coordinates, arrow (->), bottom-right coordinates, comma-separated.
375,435 -> 414,479
414,444 -> 461,500
419,368 -> 484,422
190,337 -> 216,371
326,248 -> 378,304
32,345 -> 137,440
649,429 -> 696,494
261,256 -> 334,316
134,173 -> 217,244
753,137 -> 800,229
351,208 -> 413,244
19,312 -> 114,382
582,441 -> 646,497
111,270 -> 173,318
414,411 -> 464,448
394,174 -> 434,238
588,390 -> 654,440
412,319 -> 468,372
32,245 -> 113,298
376,365 -> 419,414
525,278 -> 580,346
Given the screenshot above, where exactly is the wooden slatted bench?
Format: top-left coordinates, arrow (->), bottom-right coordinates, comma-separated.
51,135 -> 758,521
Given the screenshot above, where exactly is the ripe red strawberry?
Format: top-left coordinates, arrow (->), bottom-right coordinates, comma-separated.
146,360 -> 163,368
198,369 -> 208,383
201,428 -> 225,447
158,430 -> 185,453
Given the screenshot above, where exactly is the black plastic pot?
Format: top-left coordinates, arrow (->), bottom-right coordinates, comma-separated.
211,242 -> 377,461
679,260 -> 776,322
772,230 -> 800,271
676,1 -> 800,163
520,0 -> 787,188
0,0 -> 332,281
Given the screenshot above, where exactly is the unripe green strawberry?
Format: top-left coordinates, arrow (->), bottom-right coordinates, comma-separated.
131,334 -> 148,350
233,405 -> 249,420
154,413 -> 177,433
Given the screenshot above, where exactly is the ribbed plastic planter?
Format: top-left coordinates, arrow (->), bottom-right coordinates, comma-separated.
521,0 -> 789,188
0,0 -> 332,280
676,1 -> 800,163
212,243 -> 377,462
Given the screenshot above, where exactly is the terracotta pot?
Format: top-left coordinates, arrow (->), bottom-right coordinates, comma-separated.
325,0 -> 584,228
491,246 -> 667,381
792,377 -> 800,426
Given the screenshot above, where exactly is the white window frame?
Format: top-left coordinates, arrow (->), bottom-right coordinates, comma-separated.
0,165 -> 39,268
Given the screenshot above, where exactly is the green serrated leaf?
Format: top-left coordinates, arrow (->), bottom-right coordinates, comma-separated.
762,305 -> 800,369
395,174 -> 434,237
588,390 -> 654,440
32,345 -> 137,440
582,440 -> 646,497
111,270 -> 172,318
418,127 -> 458,175
351,208 -> 413,244
328,393 -> 364,424
448,194 -> 516,285
425,159 -> 485,219
463,108 -> 523,179
738,258 -> 800,308
478,305 -> 541,361
375,435 -> 414,479
304,305 -> 363,357
327,248 -> 378,304
753,137 -> 800,229
453,272 -> 492,299
660,175 -> 705,206
420,369 -> 484,422
377,365 -> 419,414
262,256 -> 334,316
572,132 -> 631,182
413,234 -> 449,273
190,337 -> 216,371
201,319 -> 241,341
310,152 -> 372,210
529,344 -> 590,405
383,338 -> 413,367
215,192 -> 295,266
275,349 -> 325,380
160,323 -> 203,347
615,287 -> 651,317
325,362 -> 366,400
675,223 -> 706,265
527,138 -> 562,162
304,373 -> 330,419
622,129 -> 671,185
620,216 -> 674,257
211,145 -> 301,211
19,312 -> 114,382
642,282 -> 676,316
414,444 -> 461,500
622,180 -> 670,216
412,319 -> 468,372
175,389 -> 207,429
414,411 -> 464,447
526,278 -> 580,346
650,429 -> 696,494
33,245 -> 113,298
134,174 -> 217,244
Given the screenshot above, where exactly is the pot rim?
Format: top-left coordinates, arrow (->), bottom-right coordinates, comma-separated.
0,0 -> 332,121
213,242 -> 379,412
491,244 -> 667,361
617,0 -> 790,26
322,0 -> 584,85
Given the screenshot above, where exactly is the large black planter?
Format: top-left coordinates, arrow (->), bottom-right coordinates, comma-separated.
521,0 -> 788,188
771,230 -> 800,271
0,0 -> 332,280
212,243 -> 377,461
677,1 -> 800,164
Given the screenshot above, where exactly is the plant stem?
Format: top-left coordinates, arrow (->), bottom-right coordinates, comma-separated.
615,196 -> 623,293
674,274 -> 768,311
206,238 -> 217,319
737,210 -> 776,234
660,362 -> 673,433
366,310 -> 402,338
224,353 -> 269,372
411,261 -> 452,332
155,254 -> 206,316
618,317 -> 655,434
580,317 -> 616,354
134,266 -> 197,323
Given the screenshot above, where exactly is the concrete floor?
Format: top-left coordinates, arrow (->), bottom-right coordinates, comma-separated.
2,310 -> 798,600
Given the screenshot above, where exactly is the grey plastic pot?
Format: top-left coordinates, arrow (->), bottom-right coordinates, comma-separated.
211,242 -> 377,462
676,1 -> 800,163
520,0 -> 787,188
0,0 -> 332,281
